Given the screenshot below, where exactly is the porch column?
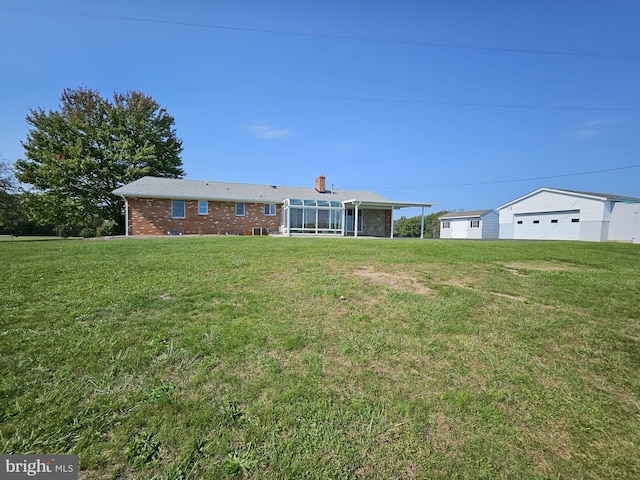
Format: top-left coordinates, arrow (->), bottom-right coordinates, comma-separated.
354,203 -> 359,238
390,207 -> 395,238
420,206 -> 425,239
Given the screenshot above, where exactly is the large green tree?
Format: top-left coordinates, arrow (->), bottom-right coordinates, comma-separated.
15,87 -> 185,230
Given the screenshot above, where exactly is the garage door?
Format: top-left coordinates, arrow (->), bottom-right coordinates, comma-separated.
513,210 -> 580,240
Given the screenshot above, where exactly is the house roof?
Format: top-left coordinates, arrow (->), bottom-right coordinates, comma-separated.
113,176 -> 391,204
439,209 -> 495,220
498,187 -> 640,210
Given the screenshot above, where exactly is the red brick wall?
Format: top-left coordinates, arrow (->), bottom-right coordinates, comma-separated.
127,197 -> 281,235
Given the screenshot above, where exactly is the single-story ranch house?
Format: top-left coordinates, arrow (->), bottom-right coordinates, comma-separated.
498,187 -> 640,243
439,210 -> 499,240
113,175 -> 434,237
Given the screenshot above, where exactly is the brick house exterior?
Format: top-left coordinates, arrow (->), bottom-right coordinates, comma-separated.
113,176 -> 432,237
128,198 -> 281,236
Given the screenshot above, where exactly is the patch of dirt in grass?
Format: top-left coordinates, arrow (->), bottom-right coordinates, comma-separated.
437,276 -> 530,303
577,369 -> 639,413
489,291 -> 529,302
501,261 -> 582,274
522,424 -> 574,474
353,266 -> 434,295
428,411 -> 465,457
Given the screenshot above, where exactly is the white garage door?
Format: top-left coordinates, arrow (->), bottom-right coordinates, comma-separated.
513,210 -> 581,240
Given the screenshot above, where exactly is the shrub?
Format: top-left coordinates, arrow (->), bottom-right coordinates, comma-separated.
54,224 -> 74,238
80,227 -> 96,238
96,221 -> 119,237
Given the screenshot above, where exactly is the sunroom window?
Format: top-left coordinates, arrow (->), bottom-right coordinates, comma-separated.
283,198 -> 344,235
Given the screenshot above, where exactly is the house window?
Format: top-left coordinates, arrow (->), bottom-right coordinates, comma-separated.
198,200 -> 208,215
533,220 -> 540,224
442,222 -> 450,229
235,203 -> 245,216
470,220 -> 480,228
172,200 -> 185,219
571,218 -> 580,223
264,203 -> 276,216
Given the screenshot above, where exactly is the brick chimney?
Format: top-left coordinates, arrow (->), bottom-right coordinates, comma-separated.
315,175 -> 326,193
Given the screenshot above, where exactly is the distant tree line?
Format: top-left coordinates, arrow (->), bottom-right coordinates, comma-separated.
393,210 -> 448,238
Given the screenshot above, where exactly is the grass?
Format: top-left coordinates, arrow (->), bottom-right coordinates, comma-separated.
0,236 -> 638,479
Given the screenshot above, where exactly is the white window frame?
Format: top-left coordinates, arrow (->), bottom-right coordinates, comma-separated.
264,203 -> 276,216
235,202 -> 245,217
172,199 -> 185,219
198,200 -> 208,215
442,221 -> 450,229
470,220 -> 480,228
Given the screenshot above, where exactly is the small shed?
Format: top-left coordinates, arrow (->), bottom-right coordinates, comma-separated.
439,210 -> 499,239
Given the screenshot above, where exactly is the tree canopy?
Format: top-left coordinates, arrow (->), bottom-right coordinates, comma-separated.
394,210 -> 449,238
0,159 -> 19,231
15,87 -> 185,230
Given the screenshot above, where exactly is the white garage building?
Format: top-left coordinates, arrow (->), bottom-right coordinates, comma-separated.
439,210 -> 499,239
498,187 -> 640,243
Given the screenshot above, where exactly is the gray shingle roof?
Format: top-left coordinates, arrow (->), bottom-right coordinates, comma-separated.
498,187 -> 640,210
542,187 -> 640,203
113,176 -> 390,203
439,209 -> 494,219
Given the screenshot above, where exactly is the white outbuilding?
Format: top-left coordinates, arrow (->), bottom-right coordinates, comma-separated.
498,187 -> 640,243
439,210 -> 499,239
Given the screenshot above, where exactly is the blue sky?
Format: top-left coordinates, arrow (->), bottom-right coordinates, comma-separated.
1,0 -> 639,215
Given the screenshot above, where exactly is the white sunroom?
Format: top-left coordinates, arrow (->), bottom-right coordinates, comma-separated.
281,198 -> 435,237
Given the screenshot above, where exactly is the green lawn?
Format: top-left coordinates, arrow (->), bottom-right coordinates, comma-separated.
1,237 -> 638,479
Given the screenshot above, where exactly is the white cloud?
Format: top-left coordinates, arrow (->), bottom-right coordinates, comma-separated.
574,119 -> 617,139
575,128 -> 598,139
249,123 -> 291,139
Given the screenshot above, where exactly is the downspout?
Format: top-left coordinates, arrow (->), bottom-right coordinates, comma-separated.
123,196 -> 129,237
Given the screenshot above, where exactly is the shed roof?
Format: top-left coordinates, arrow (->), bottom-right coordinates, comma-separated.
439,209 -> 495,219
498,187 -> 640,210
113,176 -> 390,203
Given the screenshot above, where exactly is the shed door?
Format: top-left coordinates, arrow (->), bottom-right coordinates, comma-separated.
451,220 -> 469,239
513,210 -> 580,240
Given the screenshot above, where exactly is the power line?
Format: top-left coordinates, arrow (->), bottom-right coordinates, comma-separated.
143,84 -> 640,112
4,6 -> 640,60
350,164 -> 640,190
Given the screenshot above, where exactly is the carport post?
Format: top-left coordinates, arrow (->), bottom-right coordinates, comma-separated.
390,206 -> 395,238
420,206 -> 425,239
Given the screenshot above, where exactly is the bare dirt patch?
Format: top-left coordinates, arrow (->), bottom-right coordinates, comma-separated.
354,266 -> 434,295
502,261 -> 582,274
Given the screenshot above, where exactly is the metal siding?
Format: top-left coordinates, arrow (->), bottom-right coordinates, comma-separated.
608,203 -> 640,243
440,222 -> 453,239
480,212 -> 500,239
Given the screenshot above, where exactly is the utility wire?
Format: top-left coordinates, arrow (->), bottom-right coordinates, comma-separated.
143,84 -> 640,112
4,6 -> 640,60
349,164 -> 640,190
